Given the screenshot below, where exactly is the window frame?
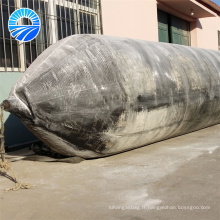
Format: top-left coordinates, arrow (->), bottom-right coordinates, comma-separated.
157,9 -> 191,47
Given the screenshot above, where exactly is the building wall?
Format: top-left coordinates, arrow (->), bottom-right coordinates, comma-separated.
101,0 -> 158,41
101,0 -> 220,50
194,17 -> 220,50
0,72 -> 23,122
0,72 -> 38,147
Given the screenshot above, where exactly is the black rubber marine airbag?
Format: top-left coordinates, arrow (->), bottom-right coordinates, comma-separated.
3,35 -> 220,158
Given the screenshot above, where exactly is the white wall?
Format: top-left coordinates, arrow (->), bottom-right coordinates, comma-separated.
195,17 -> 220,50
101,0 -> 159,41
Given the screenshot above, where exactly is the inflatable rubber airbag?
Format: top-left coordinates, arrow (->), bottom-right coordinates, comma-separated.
2,35 -> 220,158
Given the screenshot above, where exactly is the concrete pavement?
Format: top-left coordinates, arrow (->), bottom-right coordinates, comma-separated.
1,124 -> 220,220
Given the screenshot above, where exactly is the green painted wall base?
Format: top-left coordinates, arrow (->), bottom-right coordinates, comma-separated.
0,72 -> 38,148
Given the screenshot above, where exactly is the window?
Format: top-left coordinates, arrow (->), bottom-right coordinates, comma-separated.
55,0 -> 100,40
21,0 -> 48,66
0,0 -> 102,71
79,11 -> 96,34
0,0 -> 19,70
157,9 -> 191,46
56,4 -> 77,40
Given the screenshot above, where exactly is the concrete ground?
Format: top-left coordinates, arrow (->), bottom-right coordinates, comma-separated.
0,125 -> 220,220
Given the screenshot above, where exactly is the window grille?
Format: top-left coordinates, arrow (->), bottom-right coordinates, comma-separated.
0,0 -> 102,71
0,0 -> 19,71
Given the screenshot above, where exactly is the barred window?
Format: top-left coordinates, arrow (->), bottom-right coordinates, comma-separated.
55,0 -> 101,39
0,0 -> 19,70
56,4 -> 77,40
0,0 -> 102,71
21,0 -> 48,66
